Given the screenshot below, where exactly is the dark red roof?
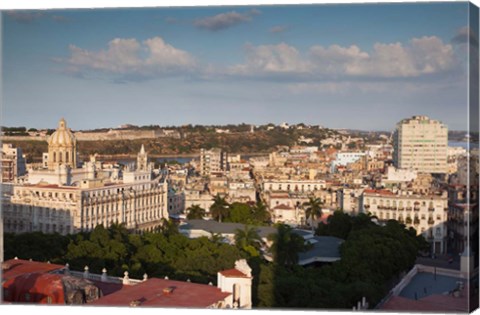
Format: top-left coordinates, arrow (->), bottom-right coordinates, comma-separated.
364,189 -> 395,196
2,259 -> 65,282
89,278 -> 231,308
273,204 -> 294,210
381,293 -> 468,312
91,280 -> 124,296
3,273 -> 65,304
219,269 -> 250,278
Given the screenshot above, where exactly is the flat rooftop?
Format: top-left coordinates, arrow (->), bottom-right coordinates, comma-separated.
298,236 -> 343,265
399,272 -> 464,299
180,220 -> 276,239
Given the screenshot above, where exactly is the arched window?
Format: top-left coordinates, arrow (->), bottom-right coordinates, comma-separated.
59,152 -> 63,163
66,151 -> 69,163
53,152 -> 56,162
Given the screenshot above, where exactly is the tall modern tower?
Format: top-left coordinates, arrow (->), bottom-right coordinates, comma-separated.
393,115 -> 448,174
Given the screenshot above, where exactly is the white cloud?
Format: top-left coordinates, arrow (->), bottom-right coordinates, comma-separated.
269,25 -> 289,34
143,37 -> 196,68
64,36 -> 196,78
194,11 -> 256,31
229,42 -> 310,75
232,36 -> 456,79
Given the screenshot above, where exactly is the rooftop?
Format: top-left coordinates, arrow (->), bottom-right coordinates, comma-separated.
89,278 -> 230,308
379,265 -> 472,312
219,268 -> 250,278
398,272 -> 465,300
2,259 -> 65,281
298,236 -> 343,265
180,219 -> 276,239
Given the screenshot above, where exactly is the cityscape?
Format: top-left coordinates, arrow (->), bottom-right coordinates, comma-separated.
1,1 -> 479,313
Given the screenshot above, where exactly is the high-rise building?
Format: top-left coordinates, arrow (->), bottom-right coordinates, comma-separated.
1,143 -> 27,182
393,115 -> 448,174
199,148 -> 228,177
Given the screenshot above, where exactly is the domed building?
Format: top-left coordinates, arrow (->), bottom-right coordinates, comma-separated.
47,118 -> 77,170
3,119 -> 169,236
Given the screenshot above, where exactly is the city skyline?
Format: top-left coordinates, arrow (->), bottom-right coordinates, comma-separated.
2,2 -> 475,131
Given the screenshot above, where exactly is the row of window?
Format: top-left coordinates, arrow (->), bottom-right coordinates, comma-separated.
365,198 -> 442,208
4,220 -> 70,234
52,150 -> 72,164
373,211 -> 442,221
16,190 -> 76,200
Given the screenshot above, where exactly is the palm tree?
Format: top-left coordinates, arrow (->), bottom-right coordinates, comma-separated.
209,232 -> 226,244
268,224 -> 306,265
186,204 -> 206,220
251,200 -> 271,224
210,194 -> 230,222
234,225 -> 262,256
303,197 -> 323,232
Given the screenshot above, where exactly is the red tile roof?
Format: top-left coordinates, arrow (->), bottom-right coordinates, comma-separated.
364,189 -> 395,196
219,269 -> 250,278
2,259 -> 65,282
273,204 -> 294,210
89,278 -> 231,308
3,273 -> 65,304
381,293 -> 469,312
381,281 -> 470,313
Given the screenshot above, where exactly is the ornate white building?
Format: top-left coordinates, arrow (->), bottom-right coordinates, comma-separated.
361,189 -> 448,253
2,118 -> 168,235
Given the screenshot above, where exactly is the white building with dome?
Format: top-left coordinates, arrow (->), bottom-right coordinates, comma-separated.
2,118 -> 169,235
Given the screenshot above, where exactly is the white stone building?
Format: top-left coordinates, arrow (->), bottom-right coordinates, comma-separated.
2,119 -> 168,235
1,143 -> 27,182
262,179 -> 326,193
199,148 -> 228,177
361,189 -> 448,253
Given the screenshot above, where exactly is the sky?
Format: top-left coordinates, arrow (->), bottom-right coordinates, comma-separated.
1,1 -> 478,131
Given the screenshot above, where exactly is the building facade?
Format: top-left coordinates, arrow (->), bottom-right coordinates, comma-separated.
1,143 -> 26,182
200,148 -> 228,177
361,189 -> 448,253
2,119 -> 168,235
393,116 -> 448,173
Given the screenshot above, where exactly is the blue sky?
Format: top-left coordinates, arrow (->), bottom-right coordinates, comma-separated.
1,2 -> 476,131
